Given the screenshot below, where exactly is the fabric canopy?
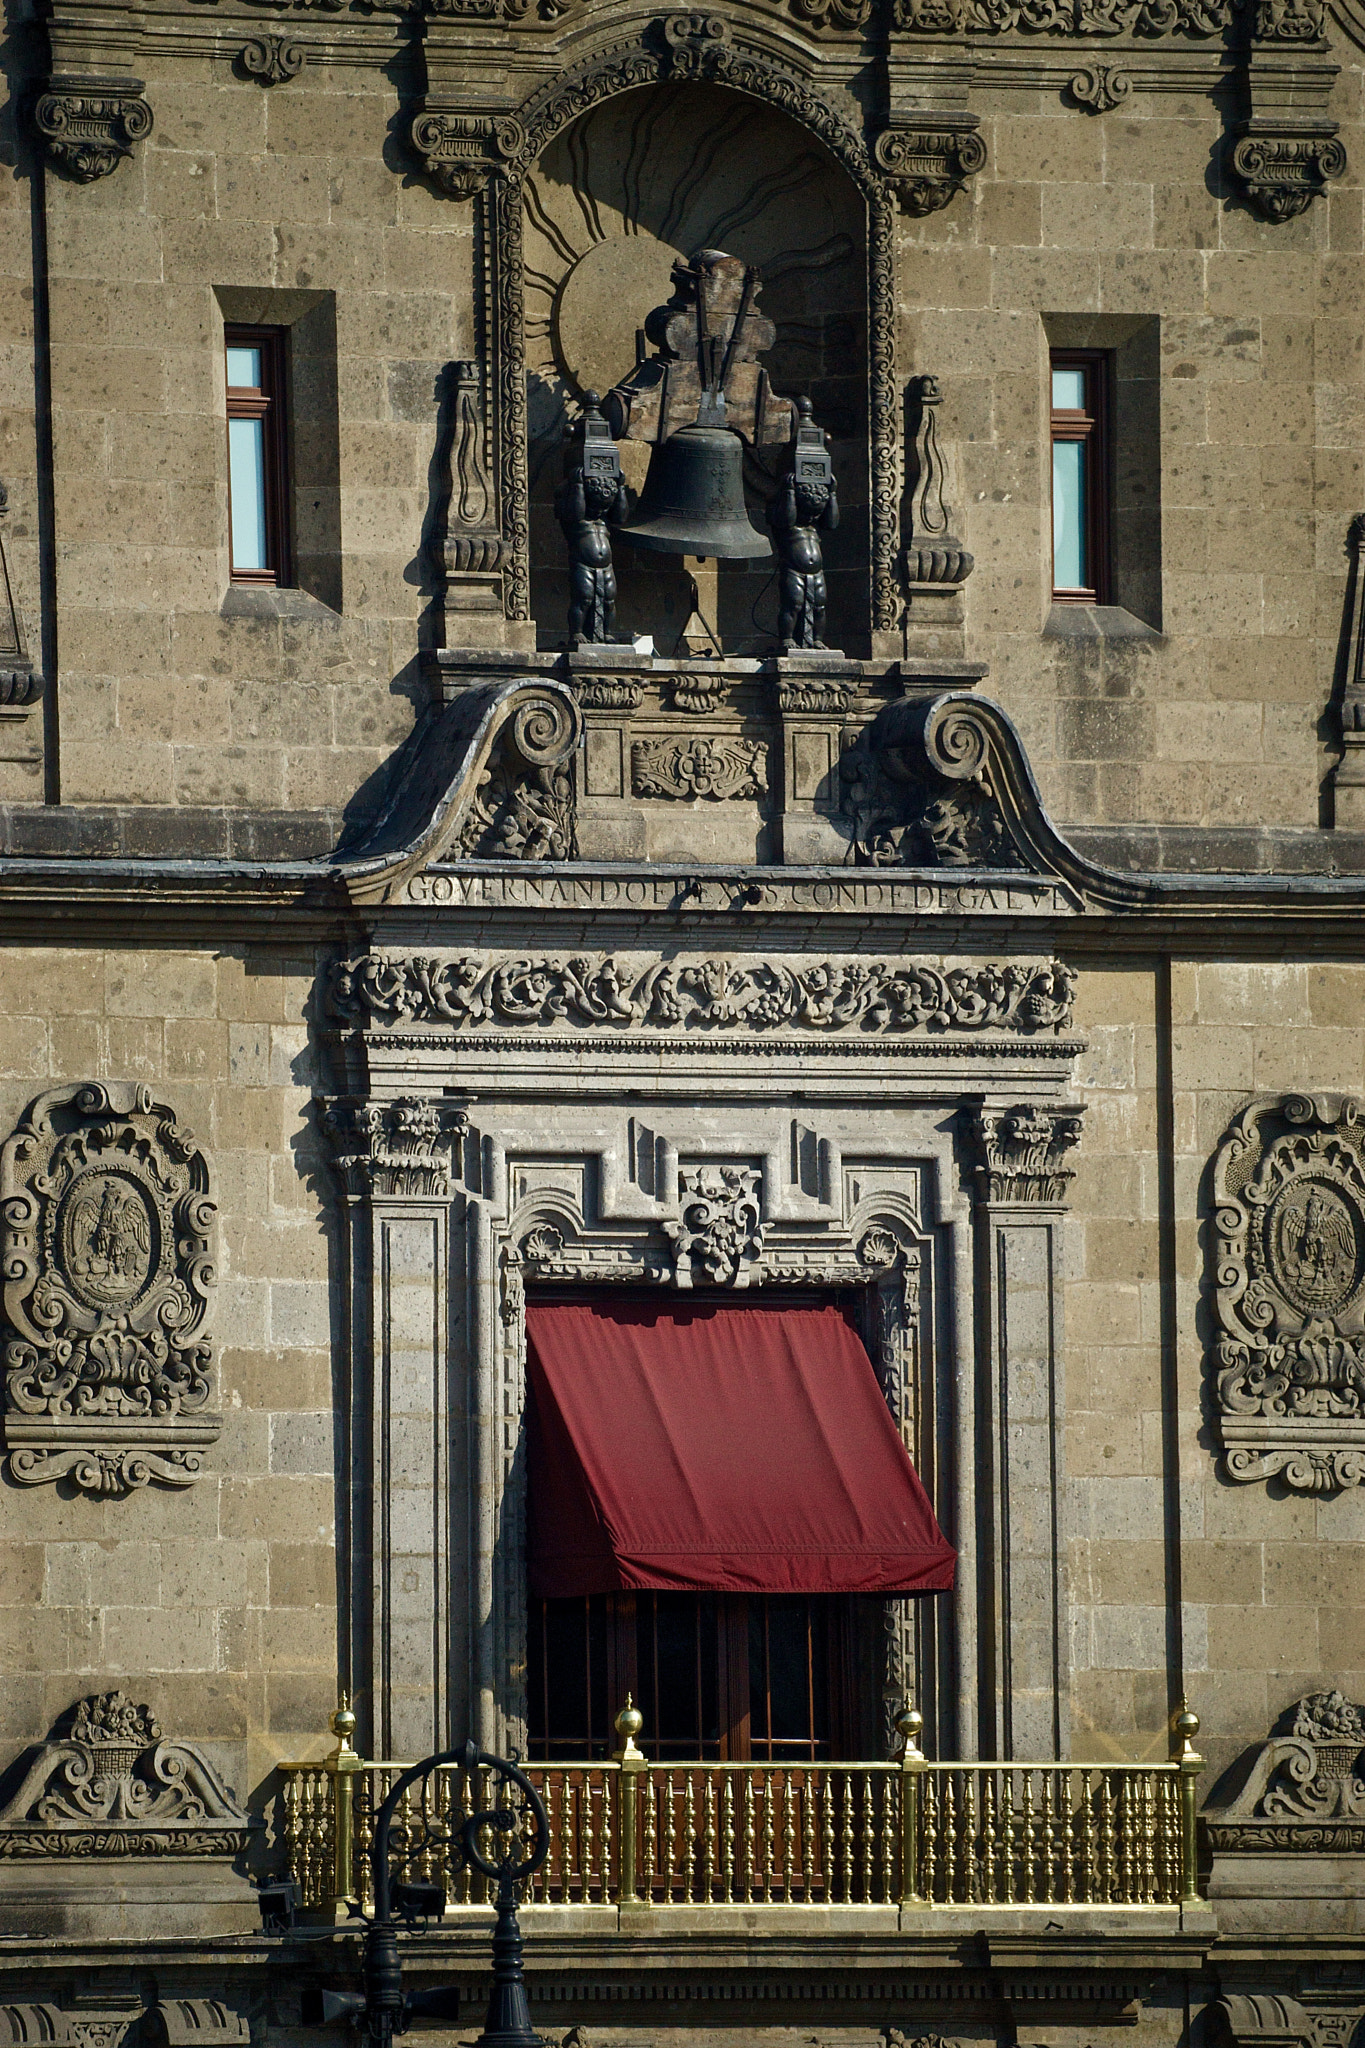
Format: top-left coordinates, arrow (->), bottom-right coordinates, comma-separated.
525,1299 -> 956,1598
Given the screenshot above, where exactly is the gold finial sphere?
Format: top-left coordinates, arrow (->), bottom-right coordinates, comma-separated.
330,1694 -> 358,1744
615,1692 -> 644,1742
1176,1703 -> 1200,1742
895,1701 -> 923,1740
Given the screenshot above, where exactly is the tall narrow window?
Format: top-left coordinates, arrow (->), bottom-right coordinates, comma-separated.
1050,351 -> 1108,603
225,326 -> 288,584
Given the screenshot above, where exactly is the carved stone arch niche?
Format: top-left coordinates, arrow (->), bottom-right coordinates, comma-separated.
522,75 -> 870,652
495,1148 -> 952,1763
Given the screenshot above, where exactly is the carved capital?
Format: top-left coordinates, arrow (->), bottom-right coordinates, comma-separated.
33,77 -> 153,182
1232,124 -> 1346,220
874,119 -> 986,217
966,1102 -> 1085,1204
1211,1092 -> 1365,1492
409,110 -> 524,198
667,1165 -> 764,1288
1,1084 -> 218,1494
323,1096 -> 464,1198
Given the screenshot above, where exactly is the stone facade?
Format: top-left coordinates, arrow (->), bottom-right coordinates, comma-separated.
0,0 -> 1363,2035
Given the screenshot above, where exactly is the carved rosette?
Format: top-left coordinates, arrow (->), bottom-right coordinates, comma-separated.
874,121 -> 986,217
631,736 -> 768,801
1212,1093 -> 1365,1493
323,1097 -> 463,1198
966,1104 -> 1085,1203
0,1692 -> 253,1859
409,111 -> 525,199
667,1166 -> 765,1287
33,77 -> 153,182
1231,126 -> 1346,221
1,1085 -> 218,1495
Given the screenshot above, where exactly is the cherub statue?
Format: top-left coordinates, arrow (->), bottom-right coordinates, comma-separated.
767,398 -> 839,650
555,393 -> 629,647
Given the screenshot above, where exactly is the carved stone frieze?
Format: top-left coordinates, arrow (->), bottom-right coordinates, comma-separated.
775,677 -> 853,713
668,674 -> 727,715
896,0 -> 1236,29
1211,1093 -> 1365,1493
1068,62 -> 1133,107
667,1165 -> 765,1287
0,1693 -> 252,1859
967,1103 -> 1085,1203
1231,126 -> 1346,220
572,678 -> 643,711
873,120 -> 986,217
239,34 -> 305,82
323,1097 -> 464,1198
1,1085 -> 218,1495
1204,1691 -> 1365,1853
33,77 -> 153,182
330,952 -> 1079,1037
631,735 -> 768,801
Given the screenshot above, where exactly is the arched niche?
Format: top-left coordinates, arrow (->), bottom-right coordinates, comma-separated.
521,81 -> 870,655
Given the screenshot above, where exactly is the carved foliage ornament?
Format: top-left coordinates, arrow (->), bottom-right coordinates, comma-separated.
1212,1093 -> 1365,1494
873,123 -> 986,218
33,78 -> 153,182
1203,1690 -> 1365,1850
667,1165 -> 764,1287
968,1103 -> 1085,1203
457,695 -> 578,861
329,952 -> 1078,1037
323,1097 -> 465,1198
1,1085 -> 218,1494
631,736 -> 768,801
896,0 -> 1236,29
0,1692 -> 251,1859
240,34 -> 305,81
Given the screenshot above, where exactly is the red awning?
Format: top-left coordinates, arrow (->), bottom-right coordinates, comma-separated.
525,1300 -> 955,1598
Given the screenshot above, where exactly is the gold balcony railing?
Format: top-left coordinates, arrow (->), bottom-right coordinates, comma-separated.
279,1701 -> 1203,1916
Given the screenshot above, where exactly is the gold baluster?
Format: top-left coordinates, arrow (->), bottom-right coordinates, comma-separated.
859,1771 -> 873,1904
683,1771 -> 696,1905
701,1771 -> 715,1905
1062,1770 -> 1076,1904
821,1763 -> 835,1902
722,1772 -> 736,1904
963,1771 -> 980,1904
1041,1767 -> 1058,1905
805,1767 -> 819,1904
942,1773 -> 958,1902
782,1771 -> 796,1904
762,1770 -> 775,1903
980,1770 -> 997,1906
1018,1770 -> 1033,1904
742,1773 -> 756,1905
921,1771 -> 940,1902
839,1769 -> 854,1903
614,1698 -> 645,1908
1173,1703 -> 1203,1905
879,1767 -> 896,1904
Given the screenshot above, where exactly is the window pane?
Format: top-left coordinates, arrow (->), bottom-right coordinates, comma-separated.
226,345 -> 262,391
1052,436 -> 1087,590
1052,365 -> 1086,411
228,414 -> 269,571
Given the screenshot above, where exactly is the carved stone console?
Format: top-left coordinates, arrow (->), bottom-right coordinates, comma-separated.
1231,0 -> 1345,219
0,1692 -> 256,1936
873,118 -> 986,217
1210,1093 -> 1365,1494
0,1085 -> 219,1495
32,76 -> 153,181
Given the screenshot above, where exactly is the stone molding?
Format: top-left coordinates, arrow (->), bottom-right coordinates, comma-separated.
873,119 -> 986,216
0,1084 -> 219,1495
32,76 -> 153,182
966,1103 -> 1086,1203
1211,1092 -> 1365,1494
1204,1690 -> 1365,1852
328,951 -> 1079,1037
0,1693 -> 252,1859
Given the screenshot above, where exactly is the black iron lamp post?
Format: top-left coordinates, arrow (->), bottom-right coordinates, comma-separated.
290,1739 -> 549,2048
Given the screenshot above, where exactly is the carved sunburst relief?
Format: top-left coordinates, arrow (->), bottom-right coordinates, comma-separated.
521,82 -> 867,649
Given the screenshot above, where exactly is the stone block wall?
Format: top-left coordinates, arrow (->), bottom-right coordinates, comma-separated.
0,943 -> 337,1798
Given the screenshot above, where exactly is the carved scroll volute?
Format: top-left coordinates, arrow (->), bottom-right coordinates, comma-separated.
1,1084 -> 218,1494
1212,1092 -> 1365,1494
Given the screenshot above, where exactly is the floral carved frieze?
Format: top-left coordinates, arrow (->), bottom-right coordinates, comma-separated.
32,77 -> 153,182
896,0 -> 1235,29
1,1085 -> 219,1495
1212,1093 -> 1365,1494
0,1692 -> 252,1859
329,952 -> 1078,1037
631,735 -> 768,801
1204,1690 -> 1365,1852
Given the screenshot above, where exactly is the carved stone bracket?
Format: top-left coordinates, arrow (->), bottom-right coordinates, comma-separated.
874,117 -> 986,216
966,1103 -> 1085,1203
408,111 -> 524,198
841,696 -> 1024,867
323,1097 -> 465,1198
240,34 -> 305,83
667,1165 -> 764,1287
1232,122 -> 1346,219
33,76 -> 153,182
0,1692 -> 252,1858
1068,62 -> 1133,109
1211,1093 -> 1365,1493
1,1084 -> 218,1495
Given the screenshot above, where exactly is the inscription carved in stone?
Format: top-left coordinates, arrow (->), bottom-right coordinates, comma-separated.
1211,1093 -> 1365,1493
631,735 -> 768,801
1,1085 -> 219,1494
329,952 -> 1078,1037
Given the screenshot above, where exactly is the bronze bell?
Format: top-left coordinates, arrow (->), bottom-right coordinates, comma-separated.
618,423 -> 772,561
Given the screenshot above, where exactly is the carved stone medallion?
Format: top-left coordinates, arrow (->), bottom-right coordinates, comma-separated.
631,735 -> 768,801
1,1085 -> 219,1493
1211,1093 -> 1365,1493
